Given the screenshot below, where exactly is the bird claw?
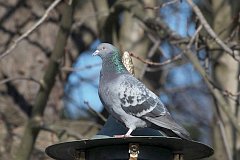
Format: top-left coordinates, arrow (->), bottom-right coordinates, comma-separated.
114,134 -> 132,138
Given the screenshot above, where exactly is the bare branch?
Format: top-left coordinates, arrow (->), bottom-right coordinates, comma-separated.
208,78 -> 240,97
0,0 -> 62,60
14,1 -> 74,159
186,0 -> 239,61
40,124 -> 84,140
217,118 -> 233,160
180,45 -> 240,134
0,77 -> 42,86
139,39 -> 161,79
130,52 -> 182,66
187,24 -> 203,48
144,0 -> 179,10
84,101 -> 107,122
61,63 -> 101,72
71,11 -> 109,31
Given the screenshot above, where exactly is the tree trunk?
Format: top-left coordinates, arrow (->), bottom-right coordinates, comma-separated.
13,2 -> 74,159
210,0 -> 239,159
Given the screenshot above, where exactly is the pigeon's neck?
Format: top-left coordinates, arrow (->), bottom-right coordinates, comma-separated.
102,52 -> 127,73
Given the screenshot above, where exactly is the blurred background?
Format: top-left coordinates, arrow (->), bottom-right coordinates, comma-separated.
0,0 -> 239,159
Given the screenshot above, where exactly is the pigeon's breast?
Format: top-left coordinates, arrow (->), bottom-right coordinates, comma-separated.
99,74 -> 120,109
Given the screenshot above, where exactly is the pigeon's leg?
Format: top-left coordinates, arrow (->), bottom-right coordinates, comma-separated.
125,128 -> 133,136
114,128 -> 133,138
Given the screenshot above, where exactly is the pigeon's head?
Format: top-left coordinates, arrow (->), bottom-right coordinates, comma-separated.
92,43 -> 120,60
93,43 -> 127,73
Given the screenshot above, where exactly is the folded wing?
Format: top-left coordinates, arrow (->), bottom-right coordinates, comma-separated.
118,74 -> 190,139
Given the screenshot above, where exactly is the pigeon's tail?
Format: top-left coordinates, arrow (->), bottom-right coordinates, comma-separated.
171,129 -> 191,140
156,127 -> 190,140
143,114 -> 191,140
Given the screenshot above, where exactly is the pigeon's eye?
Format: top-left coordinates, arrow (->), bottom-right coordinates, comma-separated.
102,47 -> 106,50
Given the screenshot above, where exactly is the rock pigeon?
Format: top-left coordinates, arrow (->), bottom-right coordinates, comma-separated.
93,43 -> 190,139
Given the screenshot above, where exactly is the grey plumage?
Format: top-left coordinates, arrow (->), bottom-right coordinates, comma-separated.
93,43 -> 190,139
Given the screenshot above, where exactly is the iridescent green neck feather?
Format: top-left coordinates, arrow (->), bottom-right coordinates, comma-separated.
103,50 -> 127,73
111,51 -> 126,73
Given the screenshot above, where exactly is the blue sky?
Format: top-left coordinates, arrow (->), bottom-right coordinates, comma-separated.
63,40 -> 102,119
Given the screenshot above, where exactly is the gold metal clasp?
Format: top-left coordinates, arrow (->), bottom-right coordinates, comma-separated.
129,143 -> 139,160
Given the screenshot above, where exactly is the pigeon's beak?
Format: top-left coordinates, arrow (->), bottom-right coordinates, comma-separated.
92,50 -> 99,56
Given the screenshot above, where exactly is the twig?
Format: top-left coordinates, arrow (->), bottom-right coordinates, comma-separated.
186,0 -> 239,61
233,60 -> 240,159
40,124 -> 84,140
130,52 -> 182,66
217,118 -> 233,160
196,45 -> 240,52
139,39 -> 161,79
144,0 -> 179,10
84,101 -> 107,122
208,78 -> 240,97
187,24 -> 203,48
71,11 -> 109,31
61,63 -> 101,72
0,0 -> 62,60
145,60 -> 185,72
0,77 -> 42,86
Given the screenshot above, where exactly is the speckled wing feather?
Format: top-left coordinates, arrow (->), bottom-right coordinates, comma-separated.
118,74 -> 167,118
118,74 -> 190,139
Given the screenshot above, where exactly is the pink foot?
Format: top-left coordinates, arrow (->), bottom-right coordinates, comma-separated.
114,134 -> 132,138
